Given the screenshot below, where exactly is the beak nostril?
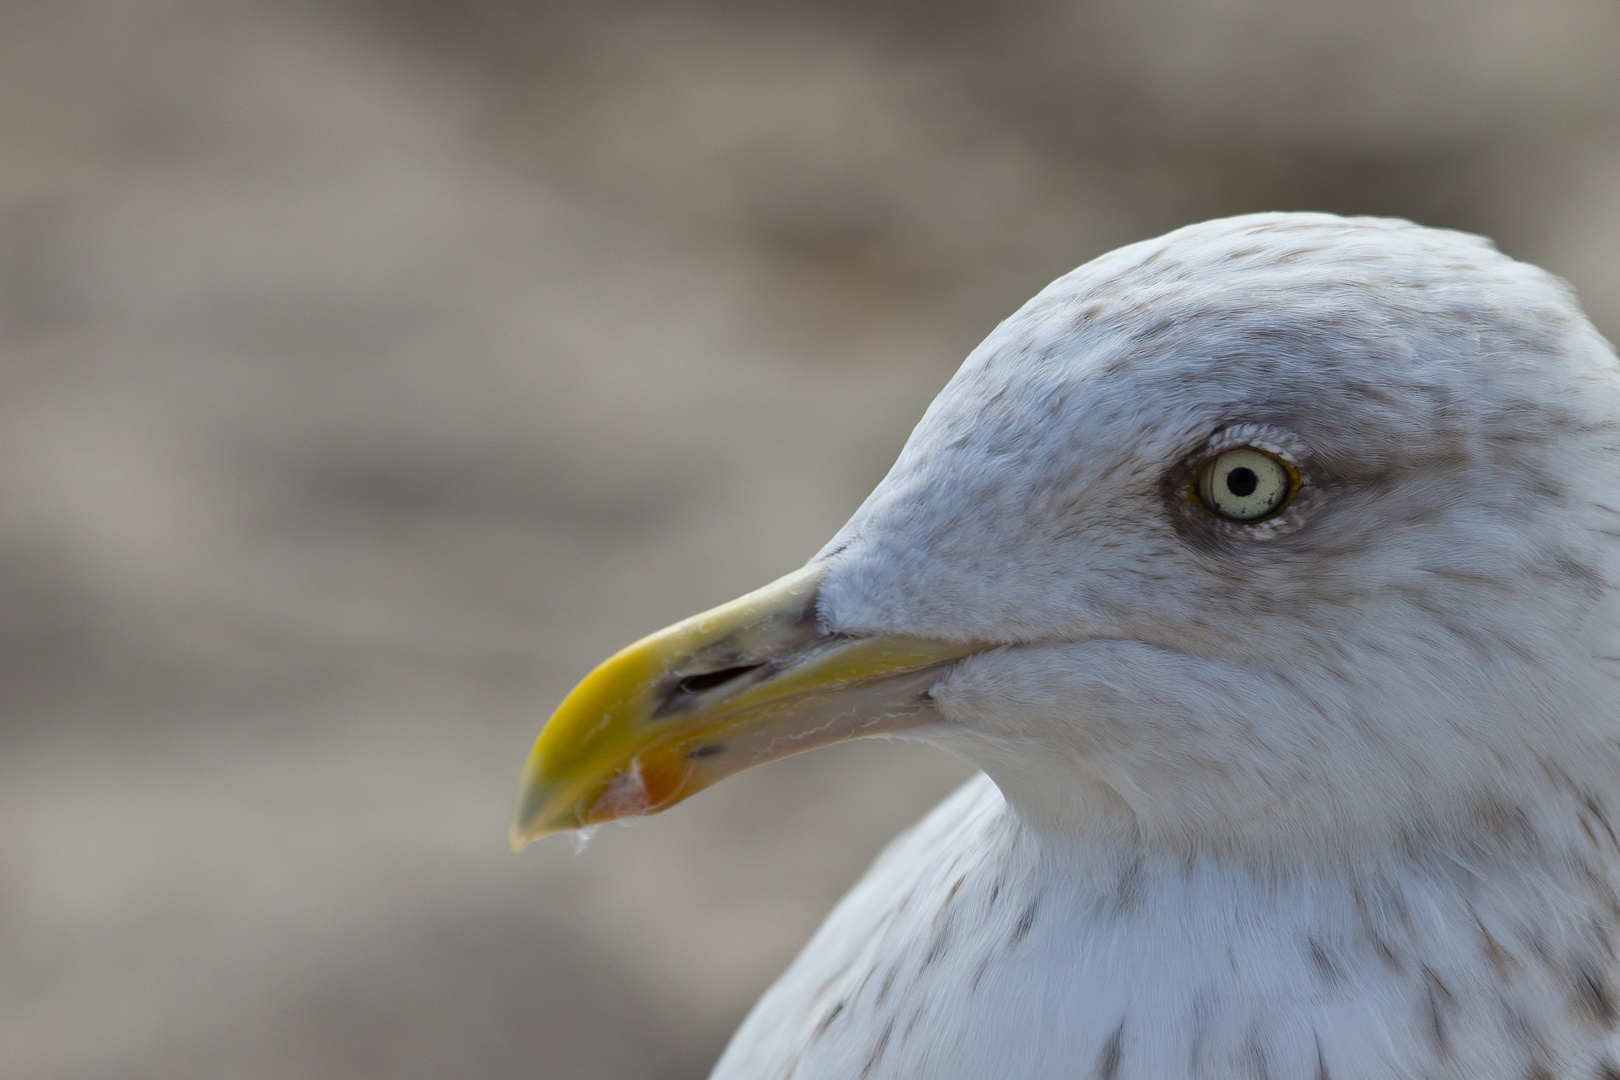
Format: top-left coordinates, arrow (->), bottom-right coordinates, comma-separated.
676,665 -> 764,695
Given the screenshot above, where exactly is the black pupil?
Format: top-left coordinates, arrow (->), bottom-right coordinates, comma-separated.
1225,467 -> 1259,498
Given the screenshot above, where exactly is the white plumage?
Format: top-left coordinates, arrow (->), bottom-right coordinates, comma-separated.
708,214 -> 1620,1078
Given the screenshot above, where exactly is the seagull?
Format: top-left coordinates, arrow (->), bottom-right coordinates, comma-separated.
511,213 -> 1620,1078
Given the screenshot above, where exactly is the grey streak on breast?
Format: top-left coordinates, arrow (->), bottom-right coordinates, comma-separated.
1093,1019 -> 1124,1080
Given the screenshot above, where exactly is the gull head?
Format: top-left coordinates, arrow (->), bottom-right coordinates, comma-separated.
514,213 -> 1620,866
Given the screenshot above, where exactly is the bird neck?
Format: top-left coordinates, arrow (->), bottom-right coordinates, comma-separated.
967,801 -> 1620,1078
964,721 -> 1620,874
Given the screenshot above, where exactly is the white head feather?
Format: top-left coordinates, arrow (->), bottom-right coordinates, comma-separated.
815,212 -> 1620,865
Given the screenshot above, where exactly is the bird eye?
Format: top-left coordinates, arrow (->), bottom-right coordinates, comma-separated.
1195,447 -> 1296,522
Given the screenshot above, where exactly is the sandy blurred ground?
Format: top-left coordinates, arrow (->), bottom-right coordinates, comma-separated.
0,2 -> 1615,1077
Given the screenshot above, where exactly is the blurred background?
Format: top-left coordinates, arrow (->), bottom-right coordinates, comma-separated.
0,1 -> 1616,1076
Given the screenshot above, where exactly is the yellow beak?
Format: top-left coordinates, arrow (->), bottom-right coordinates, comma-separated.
510,564 -> 979,849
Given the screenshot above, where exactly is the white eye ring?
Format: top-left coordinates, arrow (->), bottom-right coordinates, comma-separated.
1196,446 -> 1296,522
